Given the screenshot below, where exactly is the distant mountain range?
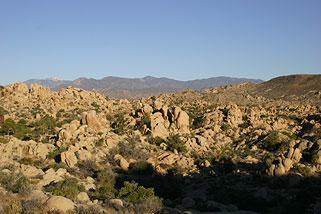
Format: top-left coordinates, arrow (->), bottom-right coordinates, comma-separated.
24,76 -> 263,98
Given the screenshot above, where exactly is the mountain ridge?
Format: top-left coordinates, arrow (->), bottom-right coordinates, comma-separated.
24,75 -> 263,98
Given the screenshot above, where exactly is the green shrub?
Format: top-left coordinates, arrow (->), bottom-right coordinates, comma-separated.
44,177 -> 85,200
126,132 -> 141,145
221,122 -> 231,131
186,105 -> 207,129
0,172 -> 31,194
95,138 -> 105,147
31,106 -> 45,117
148,134 -> 187,153
0,118 -> 32,140
260,131 -> 290,153
47,146 -> 67,160
166,134 -> 187,153
118,181 -> 159,203
192,115 -> 205,129
21,199 -> 46,214
111,113 -> 126,134
293,164 -> 314,176
76,160 -> 99,178
147,136 -> 165,146
136,114 -> 151,131
92,169 -> 117,200
107,141 -> 147,162
91,102 -> 100,111
0,136 -> 9,144
30,115 -> 57,142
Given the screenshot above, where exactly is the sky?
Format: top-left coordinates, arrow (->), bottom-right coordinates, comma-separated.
0,0 -> 321,85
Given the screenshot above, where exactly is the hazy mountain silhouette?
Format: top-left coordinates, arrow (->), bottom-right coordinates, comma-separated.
25,76 -> 262,98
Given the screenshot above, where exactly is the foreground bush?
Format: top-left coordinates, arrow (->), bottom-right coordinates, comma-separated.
0,171 -> 31,194
118,181 -> 159,203
92,169 -> 117,200
44,177 -> 85,200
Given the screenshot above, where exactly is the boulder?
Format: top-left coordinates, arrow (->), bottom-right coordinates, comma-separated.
76,192 -> 90,203
176,109 -> 190,133
151,112 -> 169,139
46,196 -> 75,213
81,110 -> 103,131
61,151 -> 78,167
109,199 -> 124,209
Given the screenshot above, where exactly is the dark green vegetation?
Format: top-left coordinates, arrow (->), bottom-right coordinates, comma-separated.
0,171 -> 31,194
0,115 -> 57,143
44,177 -> 85,200
148,134 -> 187,153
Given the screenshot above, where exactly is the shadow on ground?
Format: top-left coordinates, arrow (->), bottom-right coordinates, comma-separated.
115,160 -> 321,213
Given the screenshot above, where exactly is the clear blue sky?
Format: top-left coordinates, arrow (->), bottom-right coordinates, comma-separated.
0,0 -> 321,85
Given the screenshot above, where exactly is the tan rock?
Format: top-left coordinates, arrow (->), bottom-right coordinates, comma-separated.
176,110 -> 190,133
142,104 -> 153,115
81,110 -> 103,131
151,112 -> 169,139
76,150 -> 92,161
283,158 -> 293,172
274,164 -> 286,176
76,192 -> 90,203
46,196 -> 75,213
61,151 -> 78,167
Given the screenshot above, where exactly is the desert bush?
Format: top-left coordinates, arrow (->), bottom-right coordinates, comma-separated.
107,141 -> 147,162
132,197 -> 163,214
76,160 -> 99,179
293,164 -> 314,176
92,168 -> 117,200
221,122 -> 231,131
56,108 -> 84,127
0,118 -> 32,140
0,136 -> 9,144
47,146 -> 67,160
95,138 -> 105,147
0,194 -> 22,214
111,113 -> 126,134
147,135 -> 164,146
260,131 -> 290,153
21,199 -> 46,214
187,105 -> 206,129
44,177 -> 85,200
126,132 -> 141,145
18,157 -> 46,169
76,205 -> 104,214
148,134 -> 187,153
118,181 -> 159,203
165,134 -> 187,153
135,114 -> 151,131
31,106 -> 45,117
91,102 -> 100,111
30,115 -> 57,142
0,171 -> 31,194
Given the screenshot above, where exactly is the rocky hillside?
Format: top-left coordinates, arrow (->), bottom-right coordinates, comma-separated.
0,80 -> 321,213
25,76 -> 262,98
250,74 -> 321,101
